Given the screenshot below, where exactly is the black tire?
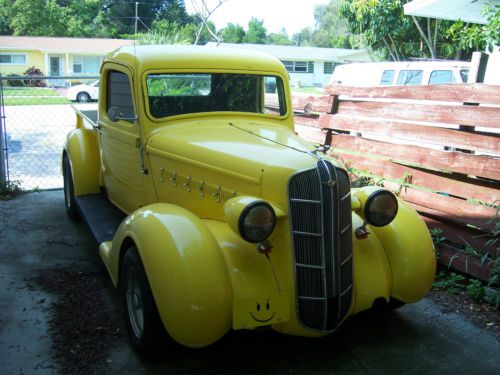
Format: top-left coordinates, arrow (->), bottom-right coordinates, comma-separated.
63,155 -> 79,220
373,297 -> 406,312
120,247 -> 173,356
76,92 -> 90,103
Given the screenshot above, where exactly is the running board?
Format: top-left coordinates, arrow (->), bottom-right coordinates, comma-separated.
75,193 -> 126,244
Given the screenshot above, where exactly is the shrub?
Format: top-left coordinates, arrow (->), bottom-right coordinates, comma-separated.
5,74 -> 25,87
23,66 -> 46,87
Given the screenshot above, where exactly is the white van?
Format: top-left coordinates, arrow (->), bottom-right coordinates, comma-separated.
330,61 -> 471,86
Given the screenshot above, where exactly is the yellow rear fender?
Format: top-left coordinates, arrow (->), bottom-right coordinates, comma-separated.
100,203 -> 232,348
63,128 -> 100,196
367,199 -> 436,303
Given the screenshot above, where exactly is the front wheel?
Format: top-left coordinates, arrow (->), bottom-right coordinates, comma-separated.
120,247 -> 174,355
76,92 -> 90,103
63,156 -> 79,220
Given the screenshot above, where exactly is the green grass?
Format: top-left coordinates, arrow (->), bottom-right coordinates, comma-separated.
290,86 -> 324,94
3,97 -> 71,105
3,87 -> 61,97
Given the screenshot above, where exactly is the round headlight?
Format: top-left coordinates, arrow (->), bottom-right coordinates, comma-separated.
364,190 -> 398,227
238,201 -> 276,243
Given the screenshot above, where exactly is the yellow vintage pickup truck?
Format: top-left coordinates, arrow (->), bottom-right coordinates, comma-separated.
62,45 -> 435,354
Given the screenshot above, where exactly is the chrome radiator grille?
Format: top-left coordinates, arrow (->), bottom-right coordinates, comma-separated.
288,160 -> 353,332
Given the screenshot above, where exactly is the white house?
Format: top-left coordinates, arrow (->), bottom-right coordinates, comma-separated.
205,42 -> 373,86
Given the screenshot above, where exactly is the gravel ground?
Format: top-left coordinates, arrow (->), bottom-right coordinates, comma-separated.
1,190 -> 499,375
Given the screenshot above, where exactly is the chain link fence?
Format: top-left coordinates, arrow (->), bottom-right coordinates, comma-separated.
0,75 -> 99,190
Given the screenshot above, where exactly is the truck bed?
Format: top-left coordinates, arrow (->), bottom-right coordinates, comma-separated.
73,106 -> 98,128
75,193 -> 125,244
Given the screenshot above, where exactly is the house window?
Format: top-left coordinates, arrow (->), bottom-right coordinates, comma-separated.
72,55 -> 102,74
324,62 -> 335,74
0,53 -> 27,65
281,60 -> 314,73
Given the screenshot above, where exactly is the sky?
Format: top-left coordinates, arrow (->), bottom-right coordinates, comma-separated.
185,0 -> 331,36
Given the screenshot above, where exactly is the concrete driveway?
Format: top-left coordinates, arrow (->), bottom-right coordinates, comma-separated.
0,190 -> 499,374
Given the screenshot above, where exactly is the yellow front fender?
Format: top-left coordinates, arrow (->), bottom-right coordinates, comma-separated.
100,204 -> 232,348
369,199 -> 436,303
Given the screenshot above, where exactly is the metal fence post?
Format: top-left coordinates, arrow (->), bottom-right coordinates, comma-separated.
0,73 -> 7,189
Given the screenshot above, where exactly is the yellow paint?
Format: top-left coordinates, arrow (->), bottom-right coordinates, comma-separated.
64,46 -> 436,349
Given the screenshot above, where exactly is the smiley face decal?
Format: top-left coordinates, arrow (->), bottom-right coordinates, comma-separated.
250,298 -> 276,323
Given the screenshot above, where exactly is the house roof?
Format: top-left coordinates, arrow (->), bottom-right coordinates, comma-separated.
0,36 -> 135,54
205,42 -> 371,62
404,0 -> 493,25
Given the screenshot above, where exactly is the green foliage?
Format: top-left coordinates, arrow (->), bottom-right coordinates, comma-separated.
221,23 -> 246,43
267,29 -> 293,46
447,4 -> 500,53
430,228 -> 447,246
0,0 -> 193,38
244,18 -> 267,44
0,180 -> 22,200
23,66 -> 46,87
6,74 -> 25,87
338,0 -> 459,60
467,279 -> 485,301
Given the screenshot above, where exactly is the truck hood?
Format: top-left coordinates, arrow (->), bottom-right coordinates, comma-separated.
147,120 -> 320,183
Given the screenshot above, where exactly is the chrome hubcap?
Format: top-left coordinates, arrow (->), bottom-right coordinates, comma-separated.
126,268 -> 144,339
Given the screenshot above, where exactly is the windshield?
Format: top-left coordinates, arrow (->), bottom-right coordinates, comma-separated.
146,73 -> 287,118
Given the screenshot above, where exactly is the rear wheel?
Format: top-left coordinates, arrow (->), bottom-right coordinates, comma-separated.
76,92 -> 90,103
63,155 -> 79,220
120,247 -> 173,355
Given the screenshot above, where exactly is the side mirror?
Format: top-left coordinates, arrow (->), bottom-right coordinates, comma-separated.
107,106 -> 137,122
107,106 -> 119,122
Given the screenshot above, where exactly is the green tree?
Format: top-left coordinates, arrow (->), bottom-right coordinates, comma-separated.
267,28 -> 293,45
447,4 -> 500,53
311,0 -> 354,48
221,23 -> 246,43
6,0 -> 69,36
244,18 -> 267,44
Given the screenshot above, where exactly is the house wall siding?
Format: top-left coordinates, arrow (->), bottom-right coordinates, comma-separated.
0,50 -> 45,75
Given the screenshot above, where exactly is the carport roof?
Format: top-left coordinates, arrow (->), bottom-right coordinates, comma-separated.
0,36 -> 135,54
403,0 -> 495,25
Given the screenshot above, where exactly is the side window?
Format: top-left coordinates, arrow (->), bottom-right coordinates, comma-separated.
397,70 -> 423,85
429,70 -> 456,84
380,70 -> 395,85
107,71 -> 135,121
460,69 -> 469,83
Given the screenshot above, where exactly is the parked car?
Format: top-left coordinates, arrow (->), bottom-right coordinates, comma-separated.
62,45 -> 435,355
66,80 -> 99,102
330,61 -> 471,86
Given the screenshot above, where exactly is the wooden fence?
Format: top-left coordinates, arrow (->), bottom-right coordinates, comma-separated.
292,84 -> 500,281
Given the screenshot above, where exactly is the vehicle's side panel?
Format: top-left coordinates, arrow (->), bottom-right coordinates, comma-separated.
64,128 -> 101,196
99,203 -> 232,348
99,66 -> 146,213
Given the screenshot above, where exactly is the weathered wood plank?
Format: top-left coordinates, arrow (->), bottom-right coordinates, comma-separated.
436,244 -> 494,281
291,93 -> 333,113
324,83 -> 500,104
294,114 -> 321,127
333,153 -> 499,204
328,135 -> 500,180
401,189 -> 498,232
334,101 -> 500,128
294,124 -> 327,145
319,115 -> 500,154
423,216 -> 497,255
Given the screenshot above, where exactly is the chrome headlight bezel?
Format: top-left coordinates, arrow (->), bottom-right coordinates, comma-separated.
238,201 -> 276,243
364,190 -> 398,227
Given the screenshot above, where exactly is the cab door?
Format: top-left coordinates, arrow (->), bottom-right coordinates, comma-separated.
98,67 -> 145,213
